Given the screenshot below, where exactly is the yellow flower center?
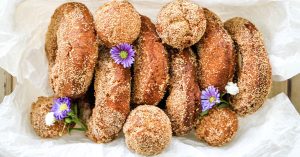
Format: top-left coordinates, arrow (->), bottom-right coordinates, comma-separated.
59,103 -> 68,111
209,97 -> 215,103
120,51 -> 128,59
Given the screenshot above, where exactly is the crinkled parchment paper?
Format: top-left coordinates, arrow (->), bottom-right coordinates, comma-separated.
0,0 -> 300,156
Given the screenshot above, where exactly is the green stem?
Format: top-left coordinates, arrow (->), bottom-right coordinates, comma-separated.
70,128 -> 86,131
59,123 -> 67,136
200,110 -> 209,117
73,117 -> 87,131
65,103 -> 87,134
221,93 -> 226,97
220,99 -> 229,104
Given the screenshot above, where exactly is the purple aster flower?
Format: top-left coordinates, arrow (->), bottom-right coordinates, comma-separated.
110,43 -> 135,68
201,86 -> 220,112
51,97 -> 71,120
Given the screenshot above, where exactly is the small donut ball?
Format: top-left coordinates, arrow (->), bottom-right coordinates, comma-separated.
123,105 -> 172,156
94,0 -> 141,47
156,0 -> 206,49
30,96 -> 68,138
195,107 -> 238,146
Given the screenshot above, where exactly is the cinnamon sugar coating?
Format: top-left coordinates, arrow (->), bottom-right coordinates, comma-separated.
86,46 -> 131,143
224,17 -> 272,116
30,96 -> 68,138
197,8 -> 236,92
46,2 -> 98,98
166,48 -> 201,136
132,15 -> 169,106
156,0 -> 206,49
195,107 -> 238,146
94,0 -> 141,47
123,105 -> 172,156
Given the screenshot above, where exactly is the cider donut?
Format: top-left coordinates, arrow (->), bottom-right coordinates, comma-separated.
224,17 -> 272,116
30,96 -> 68,138
197,8 -> 235,92
123,105 -> 172,156
132,15 -> 169,106
156,0 -> 206,49
195,107 -> 238,146
86,46 -> 131,143
94,0 -> 141,47
166,48 -> 201,136
45,2 -> 98,98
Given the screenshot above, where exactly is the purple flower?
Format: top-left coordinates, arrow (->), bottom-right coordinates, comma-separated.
201,86 -> 220,112
110,43 -> 135,68
51,97 -> 71,120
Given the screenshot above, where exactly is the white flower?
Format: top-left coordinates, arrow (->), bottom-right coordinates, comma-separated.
45,112 -> 56,126
225,82 -> 239,95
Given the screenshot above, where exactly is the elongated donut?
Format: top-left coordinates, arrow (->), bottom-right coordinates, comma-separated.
224,17 -> 272,116
45,2 -> 98,98
197,8 -> 235,92
132,15 -> 169,106
166,48 -> 201,136
86,46 -> 131,143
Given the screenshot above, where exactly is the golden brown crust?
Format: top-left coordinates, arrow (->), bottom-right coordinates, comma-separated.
45,4 -> 64,65
123,105 -> 172,156
224,17 -> 272,116
30,96 -> 67,138
94,0 -> 141,47
46,2 -> 98,98
197,8 -> 236,92
156,0 -> 206,49
132,15 -> 169,106
195,107 -> 238,146
86,47 -> 131,143
166,48 -> 200,136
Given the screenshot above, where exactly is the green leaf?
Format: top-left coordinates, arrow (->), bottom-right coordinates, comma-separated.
218,103 -> 229,108
200,110 -> 209,117
70,128 -> 86,132
67,111 -> 75,117
221,93 -> 226,97
74,103 -> 78,115
77,120 -> 87,131
65,118 -> 72,123
72,116 -> 87,131
65,104 -> 88,134
67,125 -> 71,134
220,98 -> 229,104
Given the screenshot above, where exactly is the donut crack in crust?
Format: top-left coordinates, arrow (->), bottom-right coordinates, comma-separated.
166,48 -> 201,136
30,96 -> 68,138
195,107 -> 238,146
123,105 -> 172,156
94,0 -> 141,47
86,47 -> 131,143
197,8 -> 235,92
156,0 -> 206,49
132,15 -> 169,106
45,2 -> 98,98
224,17 -> 272,116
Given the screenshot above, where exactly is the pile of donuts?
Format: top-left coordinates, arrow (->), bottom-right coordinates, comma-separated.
30,0 -> 272,156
